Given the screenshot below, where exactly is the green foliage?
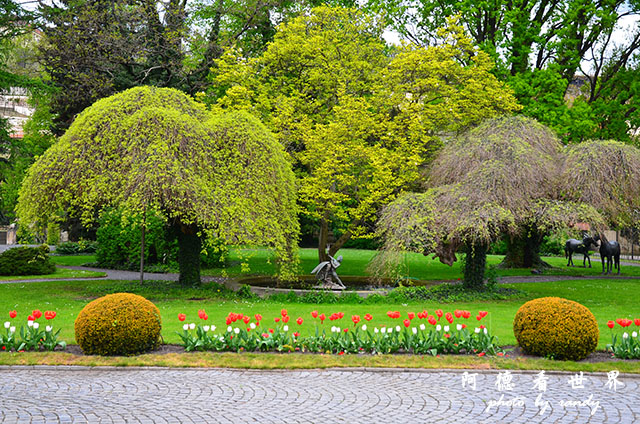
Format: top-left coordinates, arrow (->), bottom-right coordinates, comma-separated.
74,293 -> 162,356
0,245 -> 55,276
96,208 -> 177,270
55,240 -> 98,255
513,297 -> 599,361
207,7 -> 520,259
17,86 -> 299,284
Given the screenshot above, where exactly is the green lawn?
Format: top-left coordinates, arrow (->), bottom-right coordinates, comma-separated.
0,267 -> 105,281
50,248 -> 640,280
1,277 -> 638,350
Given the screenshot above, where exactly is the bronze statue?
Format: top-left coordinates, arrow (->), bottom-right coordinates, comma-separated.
564,234 -> 598,267
311,250 -> 345,289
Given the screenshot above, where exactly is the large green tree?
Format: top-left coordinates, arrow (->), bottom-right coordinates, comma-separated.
369,0 -> 640,143
17,86 -> 299,285
206,7 -> 521,263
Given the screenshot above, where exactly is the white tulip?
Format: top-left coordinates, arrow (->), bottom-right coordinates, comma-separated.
412,327 -> 417,335
203,325 -> 210,332
27,321 -> 33,327
3,321 -> 9,329
219,336 -> 224,342
227,326 -> 233,332
283,325 -> 289,332
33,322 -> 39,330
633,331 -> 638,338
250,323 -> 256,330
336,327 -> 341,333
361,324 -> 367,331
331,326 -> 337,333
475,327 -> 481,334
211,325 -> 216,332
379,327 -> 385,334
443,325 -> 449,332
395,325 -> 401,332
45,326 -> 52,332
9,326 -> 15,333
436,325 -> 442,331
234,327 -> 240,334
374,327 -> 380,334
189,323 -> 196,330
623,332 -> 629,339
419,324 -> 426,331
456,324 -> 462,331
484,328 -> 488,335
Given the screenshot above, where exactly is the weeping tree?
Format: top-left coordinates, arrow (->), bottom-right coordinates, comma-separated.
559,139 -> 640,230
427,115 -> 604,269
17,86 -> 299,285
375,116 -> 605,287
375,184 -> 515,289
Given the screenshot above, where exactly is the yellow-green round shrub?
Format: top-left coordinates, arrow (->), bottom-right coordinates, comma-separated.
513,297 -> 598,361
75,293 -> 162,356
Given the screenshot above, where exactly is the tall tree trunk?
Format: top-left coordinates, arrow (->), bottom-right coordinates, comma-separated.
318,215 -> 329,263
463,243 -> 488,290
499,231 -> 551,269
175,222 -> 201,286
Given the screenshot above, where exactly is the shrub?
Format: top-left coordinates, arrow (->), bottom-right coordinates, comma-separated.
56,240 -> 98,254
0,245 -> 55,276
74,293 -> 162,356
513,297 -> 598,360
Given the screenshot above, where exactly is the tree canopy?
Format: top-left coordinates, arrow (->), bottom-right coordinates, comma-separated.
207,7 -> 521,262
17,86 -> 299,283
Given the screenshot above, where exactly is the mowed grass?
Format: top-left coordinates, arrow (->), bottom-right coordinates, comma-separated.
1,277 -> 639,350
0,267 -> 105,281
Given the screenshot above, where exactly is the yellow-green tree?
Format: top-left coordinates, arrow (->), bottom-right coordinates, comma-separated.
206,7 -> 521,263
17,86 -> 299,285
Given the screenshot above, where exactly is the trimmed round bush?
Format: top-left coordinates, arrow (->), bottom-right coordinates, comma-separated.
75,293 -> 162,356
0,245 -> 55,276
513,297 -> 598,361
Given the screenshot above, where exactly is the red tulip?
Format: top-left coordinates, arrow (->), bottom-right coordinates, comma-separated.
262,333 -> 269,338
343,328 -> 349,333
428,316 -> 437,325
477,352 -> 486,357
296,317 -> 303,325
403,319 -> 411,327
293,332 -> 300,337
338,312 -> 344,319
178,313 -> 186,322
462,324 -> 467,329
281,309 -> 288,317
237,313 -> 244,320
9,310 -> 16,319
28,315 -> 35,321
364,313 -> 372,321
435,309 -> 443,318
454,310 -> 462,319
480,325 -> 486,329
407,312 -> 415,320
226,317 -> 233,325
311,310 -> 318,318
352,315 -> 360,325
243,315 -> 250,324
478,311 -> 488,318
635,318 -> 640,326
283,315 -> 290,323
462,310 -> 471,319
44,311 -> 56,320
444,333 -> 450,338
319,313 -> 326,323
269,328 -> 274,333
32,310 -> 42,319
275,317 -> 281,323
255,314 -> 263,322
476,315 -> 482,321
445,312 -> 453,324
198,309 -> 207,320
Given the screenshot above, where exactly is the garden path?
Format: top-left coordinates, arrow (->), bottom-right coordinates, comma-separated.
0,366 -> 637,423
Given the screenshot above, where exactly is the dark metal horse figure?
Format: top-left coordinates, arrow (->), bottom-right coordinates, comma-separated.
594,234 -> 621,275
564,235 -> 598,267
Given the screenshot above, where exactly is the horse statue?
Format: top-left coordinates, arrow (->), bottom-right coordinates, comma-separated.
311,251 -> 345,290
564,234 -> 598,267
593,234 -> 621,275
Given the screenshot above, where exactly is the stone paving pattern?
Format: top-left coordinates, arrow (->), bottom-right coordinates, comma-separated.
1,366 -> 639,423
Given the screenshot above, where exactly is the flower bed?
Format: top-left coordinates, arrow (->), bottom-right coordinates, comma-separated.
176,308 -> 503,356
606,318 -> 640,359
1,309 -> 66,352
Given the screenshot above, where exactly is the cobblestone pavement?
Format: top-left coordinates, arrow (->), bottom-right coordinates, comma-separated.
1,366 -> 638,423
